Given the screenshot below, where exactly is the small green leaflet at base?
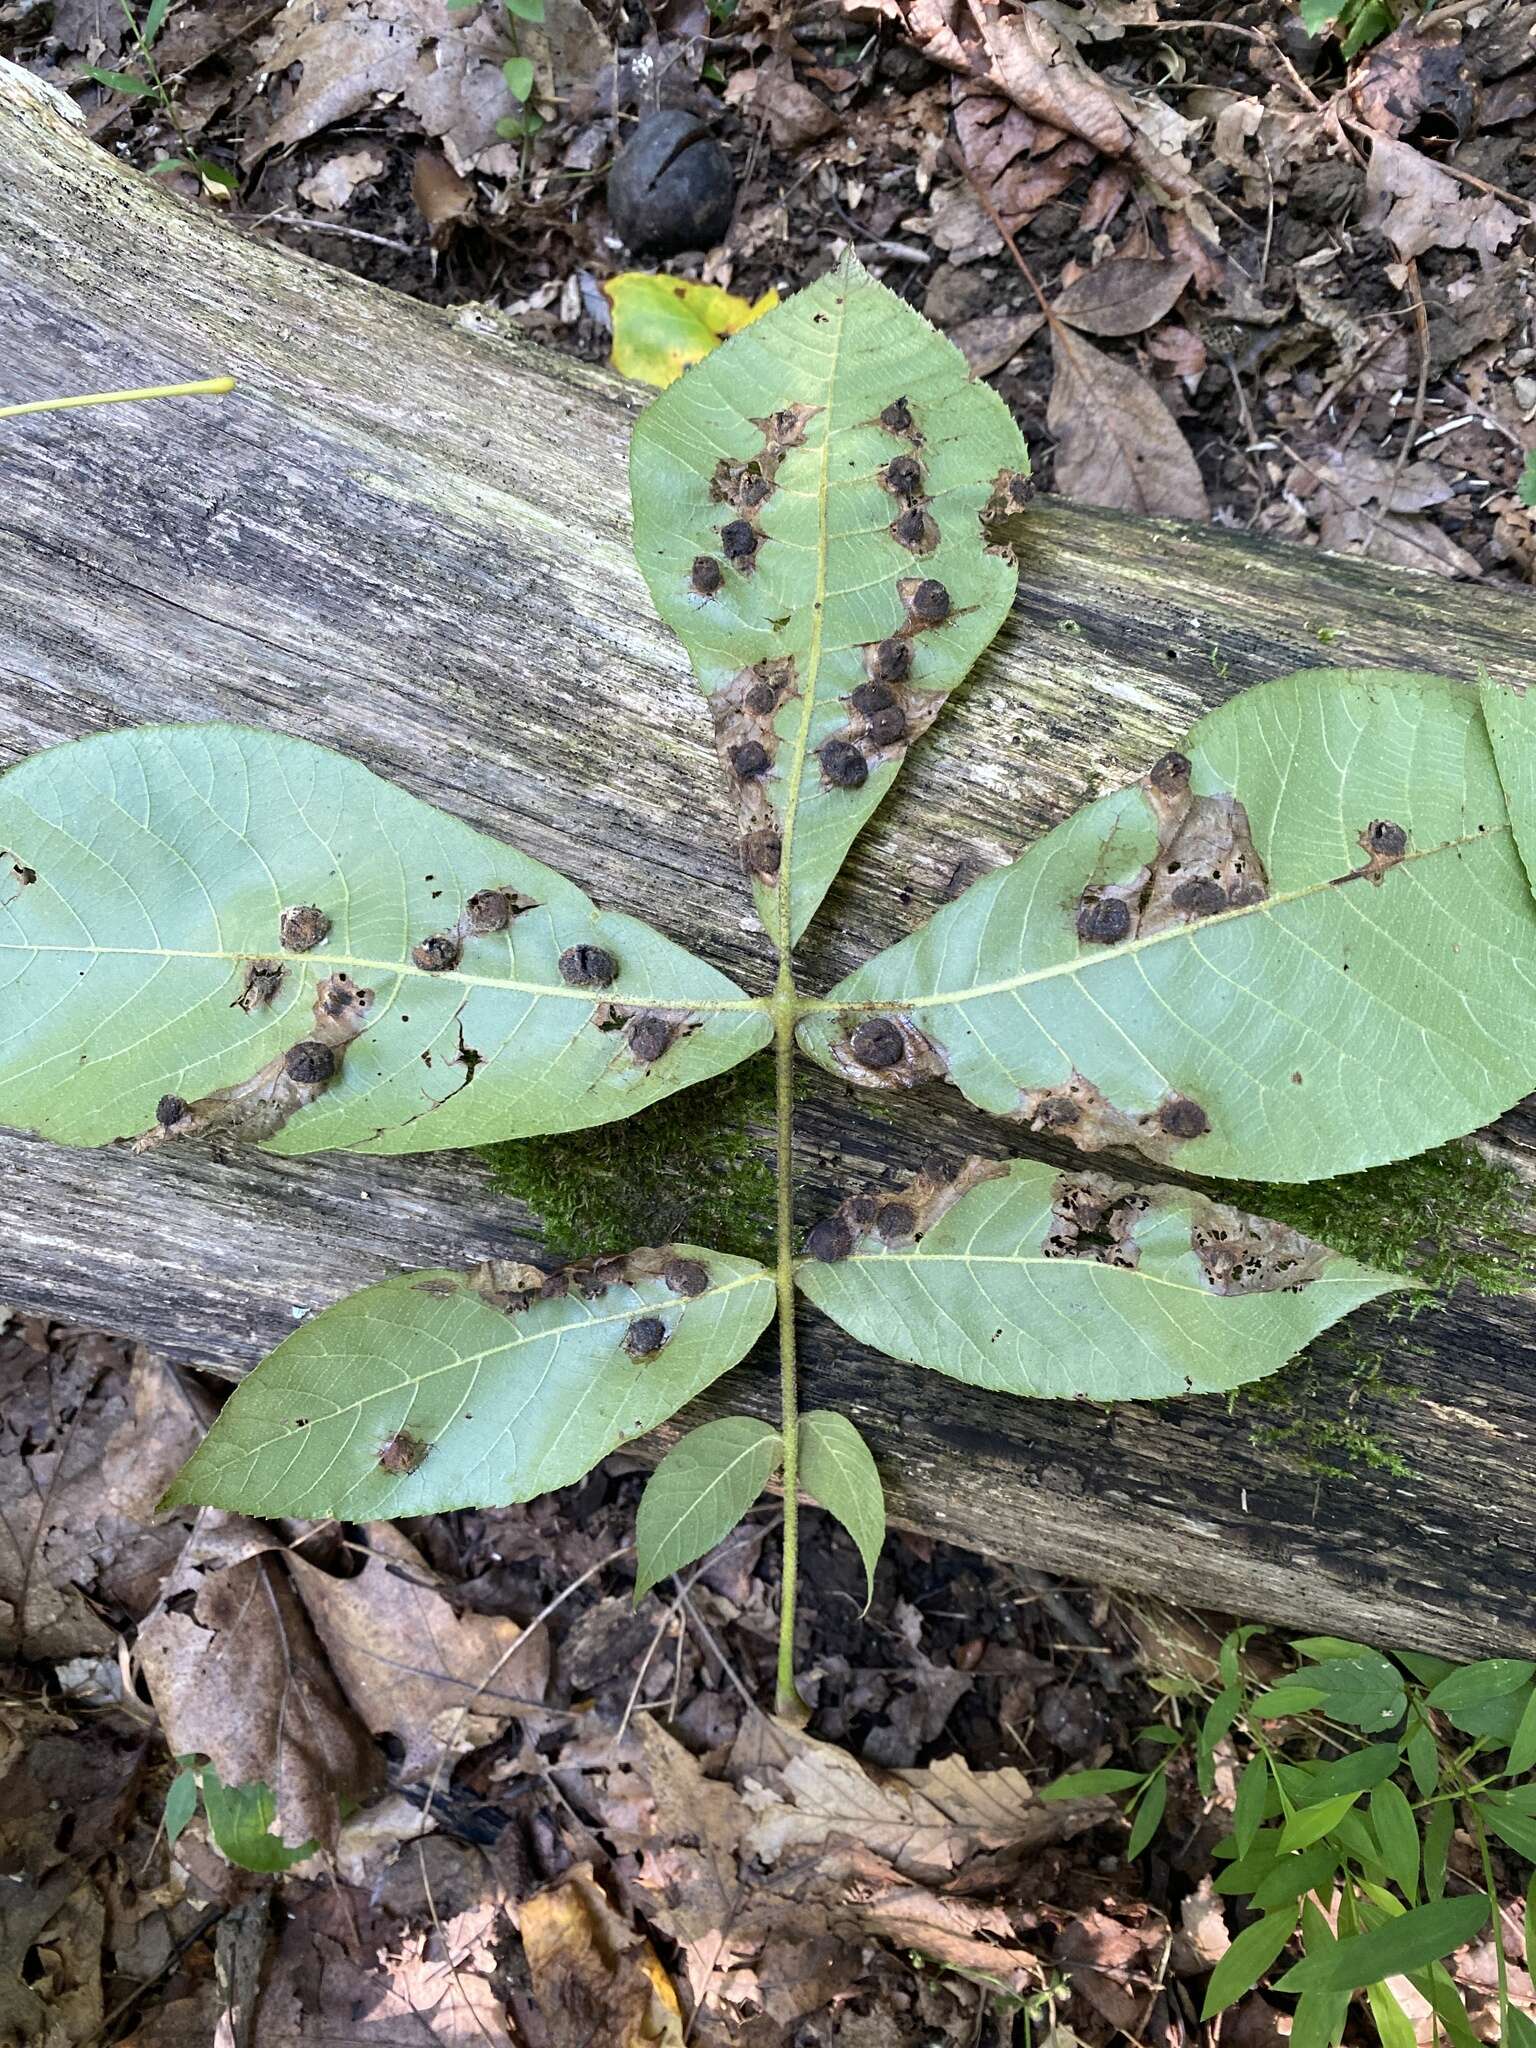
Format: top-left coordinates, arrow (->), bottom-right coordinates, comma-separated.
0,726 -> 769,1154
635,1415 -> 783,1599
630,249 -> 1029,949
161,1245 -> 775,1519
798,670 -> 1536,1183
797,1409 -> 885,1608
796,1156 -> 1405,1403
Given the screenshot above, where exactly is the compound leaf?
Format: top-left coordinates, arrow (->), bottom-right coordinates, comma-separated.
798,670 -> 1536,1182
630,249 -> 1028,949
635,1415 -> 783,1598
162,1244 -> 775,1518
797,1409 -> 885,1606
0,725 -> 769,1154
796,1157 -> 1405,1401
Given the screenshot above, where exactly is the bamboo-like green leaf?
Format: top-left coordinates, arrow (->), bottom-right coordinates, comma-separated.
796,1157 -> 1405,1402
1201,1907 -> 1298,2018
798,671 -> 1536,1182
630,250 -> 1028,948
0,726 -> 769,1153
797,1408 -> 885,1606
635,1415 -> 783,1598
1275,1893 -> 1490,1994
161,1245 -> 775,1518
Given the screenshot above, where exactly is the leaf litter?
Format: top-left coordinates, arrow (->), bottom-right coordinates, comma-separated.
3,1288 -> 1533,2040
18,0 -> 1533,570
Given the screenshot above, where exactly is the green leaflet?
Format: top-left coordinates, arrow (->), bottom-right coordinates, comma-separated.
161,1244 -> 776,1518
635,1415 -> 783,1598
799,670 -> 1536,1182
795,1157 -> 1405,1401
0,726 -> 769,1153
629,249 -> 1028,949
797,1409 -> 885,1606
1481,679 -> 1536,903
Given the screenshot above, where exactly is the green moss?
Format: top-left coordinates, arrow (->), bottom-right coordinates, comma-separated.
1217,1140 -> 1536,1478
477,1053 -> 778,1262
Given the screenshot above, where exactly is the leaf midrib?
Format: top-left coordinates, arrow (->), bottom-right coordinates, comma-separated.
216,1269 -> 775,1450
803,825 -> 1510,1013
812,1249 -> 1377,1299
773,284 -> 849,954
0,940 -> 768,1012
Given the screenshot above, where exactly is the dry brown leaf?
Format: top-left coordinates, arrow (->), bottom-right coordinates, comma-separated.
287,1521 -> 549,1784
633,1718 -> 755,2008
1053,256 -> 1193,337
1171,1878 -> 1230,1974
298,147 -> 386,210
251,0 -> 608,176
1294,449 -> 1482,580
723,58 -> 839,150
952,78 -> 1094,236
136,1513 -> 382,1856
246,1873 -> 515,2046
860,1882 -> 1042,1991
951,307 -> 1045,375
520,1862 -> 685,2048
0,1338 -> 198,1659
741,1721 -> 1107,1880
1048,327 -> 1209,519
1055,1904 -> 1168,2033
1363,133 -> 1522,261
1349,19 -> 1478,142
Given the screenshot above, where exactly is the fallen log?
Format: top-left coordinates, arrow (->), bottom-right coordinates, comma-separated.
3,60 -> 1534,1659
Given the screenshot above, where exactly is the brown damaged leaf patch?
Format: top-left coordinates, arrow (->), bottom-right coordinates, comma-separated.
132,971 -> 374,1153
1018,1071 -> 1211,1164
811,1155 -> 1008,1258
1075,750 -> 1270,946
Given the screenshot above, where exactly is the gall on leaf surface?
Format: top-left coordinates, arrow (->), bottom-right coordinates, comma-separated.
635,1414 -> 783,1598
795,1157 -> 1406,1401
799,670 -> 1536,1182
0,726 -> 769,1154
629,248 -> 1029,948
161,1245 -> 776,1519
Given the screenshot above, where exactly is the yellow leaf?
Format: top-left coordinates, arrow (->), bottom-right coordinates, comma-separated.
605,273 -> 780,389
520,1862 -> 685,2044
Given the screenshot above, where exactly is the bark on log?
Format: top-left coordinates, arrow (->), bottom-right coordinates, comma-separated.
3,61 -> 1534,1659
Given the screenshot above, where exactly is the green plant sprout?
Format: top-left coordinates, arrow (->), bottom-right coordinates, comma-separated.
1044,1628 -> 1536,2045
4,258 -> 1536,1733
81,0 -> 237,193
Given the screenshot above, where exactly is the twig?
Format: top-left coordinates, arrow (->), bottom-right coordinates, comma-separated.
254,212 -> 416,254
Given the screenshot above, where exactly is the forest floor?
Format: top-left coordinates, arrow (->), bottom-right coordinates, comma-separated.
2,0 -> 1535,2042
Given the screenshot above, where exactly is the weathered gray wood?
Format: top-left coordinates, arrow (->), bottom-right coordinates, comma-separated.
3,61 -> 1534,1661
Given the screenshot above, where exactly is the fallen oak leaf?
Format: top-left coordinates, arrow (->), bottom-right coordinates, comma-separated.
1048,326 -> 1209,519
740,1720 -> 1110,1880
